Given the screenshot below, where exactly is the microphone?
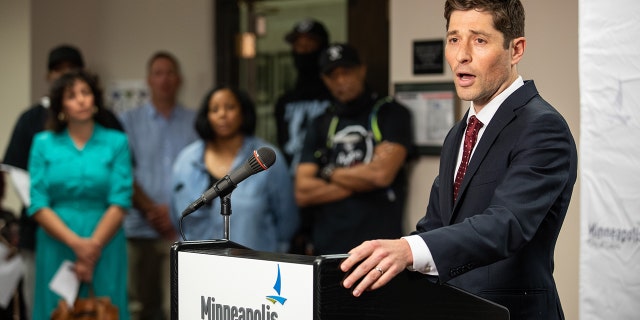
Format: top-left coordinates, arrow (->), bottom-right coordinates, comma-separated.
181,147 -> 276,217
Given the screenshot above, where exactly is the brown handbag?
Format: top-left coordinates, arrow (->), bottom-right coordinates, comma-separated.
50,284 -> 119,320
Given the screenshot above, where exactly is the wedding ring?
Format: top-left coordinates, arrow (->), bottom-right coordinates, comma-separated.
375,267 -> 385,275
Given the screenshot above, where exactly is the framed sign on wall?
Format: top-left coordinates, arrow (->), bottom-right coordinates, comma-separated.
412,39 -> 444,75
395,82 -> 461,155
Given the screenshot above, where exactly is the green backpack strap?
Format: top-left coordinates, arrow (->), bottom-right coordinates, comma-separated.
369,96 -> 393,143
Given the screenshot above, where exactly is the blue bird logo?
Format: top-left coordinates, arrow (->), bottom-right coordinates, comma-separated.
265,264 -> 287,305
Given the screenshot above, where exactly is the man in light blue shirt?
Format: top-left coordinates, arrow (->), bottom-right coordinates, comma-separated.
118,51 -> 197,320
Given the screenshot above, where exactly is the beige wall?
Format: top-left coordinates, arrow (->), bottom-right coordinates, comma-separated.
0,0 -> 31,212
2,0 -> 580,318
390,1 -> 580,319
29,0 -> 214,109
1,0 -> 214,212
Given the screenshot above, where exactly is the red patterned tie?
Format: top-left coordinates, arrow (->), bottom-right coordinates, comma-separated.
453,115 -> 483,200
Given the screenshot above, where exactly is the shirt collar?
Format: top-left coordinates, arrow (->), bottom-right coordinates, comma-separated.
190,137 -> 257,173
144,101 -> 180,119
469,75 -> 524,125
41,96 -> 50,108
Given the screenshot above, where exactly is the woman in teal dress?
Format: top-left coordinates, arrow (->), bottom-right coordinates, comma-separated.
28,70 -> 132,319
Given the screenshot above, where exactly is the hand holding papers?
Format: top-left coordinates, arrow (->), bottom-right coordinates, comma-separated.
49,260 -> 80,307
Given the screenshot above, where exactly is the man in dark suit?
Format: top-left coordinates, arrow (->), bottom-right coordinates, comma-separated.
339,0 -> 577,319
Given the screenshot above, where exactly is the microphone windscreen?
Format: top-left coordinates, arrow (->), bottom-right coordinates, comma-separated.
249,147 -> 276,173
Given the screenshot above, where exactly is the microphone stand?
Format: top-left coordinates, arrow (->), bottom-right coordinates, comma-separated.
220,193 -> 232,240
178,192 -> 235,243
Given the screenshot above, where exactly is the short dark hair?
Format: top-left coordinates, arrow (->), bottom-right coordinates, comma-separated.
444,0 -> 525,48
48,45 -> 85,71
147,51 -> 181,75
47,70 -> 112,132
194,85 -> 257,141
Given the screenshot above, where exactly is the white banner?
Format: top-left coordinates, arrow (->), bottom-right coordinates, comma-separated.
579,0 -> 640,319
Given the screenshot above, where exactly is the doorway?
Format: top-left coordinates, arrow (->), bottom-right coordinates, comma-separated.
215,0 -> 389,144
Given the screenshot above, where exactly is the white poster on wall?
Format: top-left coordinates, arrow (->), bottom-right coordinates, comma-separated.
105,79 -> 148,114
579,0 -> 640,319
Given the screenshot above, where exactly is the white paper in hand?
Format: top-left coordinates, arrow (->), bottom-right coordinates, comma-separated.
49,260 -> 80,307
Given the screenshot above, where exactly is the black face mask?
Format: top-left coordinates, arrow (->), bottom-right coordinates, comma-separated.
293,50 -> 322,75
333,89 -> 374,117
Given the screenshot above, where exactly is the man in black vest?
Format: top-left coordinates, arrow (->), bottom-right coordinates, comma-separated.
295,43 -> 414,255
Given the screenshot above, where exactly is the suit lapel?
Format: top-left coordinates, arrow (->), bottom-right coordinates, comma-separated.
440,113 -> 467,224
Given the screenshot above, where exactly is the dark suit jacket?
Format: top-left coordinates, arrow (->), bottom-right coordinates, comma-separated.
414,80 -> 577,320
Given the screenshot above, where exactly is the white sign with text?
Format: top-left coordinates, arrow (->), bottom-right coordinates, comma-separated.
178,251 -> 314,320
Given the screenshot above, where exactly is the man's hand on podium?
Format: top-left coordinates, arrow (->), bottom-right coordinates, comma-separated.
340,238 -> 413,297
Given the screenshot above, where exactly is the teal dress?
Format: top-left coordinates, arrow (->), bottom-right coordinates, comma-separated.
28,124 -> 132,320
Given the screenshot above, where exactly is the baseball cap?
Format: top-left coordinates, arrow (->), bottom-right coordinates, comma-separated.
285,19 -> 329,47
318,43 -> 362,75
47,45 -> 85,71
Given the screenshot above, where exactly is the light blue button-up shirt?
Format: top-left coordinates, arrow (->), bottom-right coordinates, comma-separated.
170,137 -> 299,252
118,102 -> 198,238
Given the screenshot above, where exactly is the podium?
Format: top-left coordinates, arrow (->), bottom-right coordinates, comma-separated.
171,240 -> 509,320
